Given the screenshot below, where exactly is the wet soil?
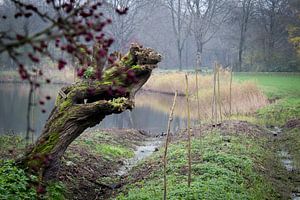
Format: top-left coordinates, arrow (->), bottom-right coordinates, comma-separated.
58,129 -> 162,200
273,119 -> 300,200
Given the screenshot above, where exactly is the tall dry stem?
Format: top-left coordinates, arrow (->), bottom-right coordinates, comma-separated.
195,69 -> 200,123
212,63 -> 218,125
185,74 -> 192,187
229,67 -> 233,118
217,65 -> 222,122
163,91 -> 178,200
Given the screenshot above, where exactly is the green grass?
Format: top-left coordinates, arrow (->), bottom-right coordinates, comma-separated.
234,72 -> 300,99
234,73 -> 300,126
116,132 -> 279,200
0,135 -> 25,149
257,98 -> 300,126
72,131 -> 135,161
94,144 -> 134,159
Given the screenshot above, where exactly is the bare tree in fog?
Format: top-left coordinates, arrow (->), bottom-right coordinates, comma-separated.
236,0 -> 255,72
104,0 -> 154,53
186,0 -> 229,70
257,0 -> 290,70
164,0 -> 191,70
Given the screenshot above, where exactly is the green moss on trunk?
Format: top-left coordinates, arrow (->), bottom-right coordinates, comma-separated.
17,44 -> 161,181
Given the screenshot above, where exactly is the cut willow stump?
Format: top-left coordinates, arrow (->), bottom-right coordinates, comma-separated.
17,44 -> 161,181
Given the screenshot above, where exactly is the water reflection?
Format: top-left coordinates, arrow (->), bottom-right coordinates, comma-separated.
0,84 -> 190,137
0,84 -> 58,137
99,106 -> 187,135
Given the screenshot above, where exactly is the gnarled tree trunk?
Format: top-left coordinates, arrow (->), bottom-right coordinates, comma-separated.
17,44 -> 161,181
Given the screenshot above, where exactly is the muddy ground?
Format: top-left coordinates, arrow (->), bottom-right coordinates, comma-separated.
58,129 -> 162,200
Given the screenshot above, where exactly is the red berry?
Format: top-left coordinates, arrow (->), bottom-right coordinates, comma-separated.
58,59 -> 67,70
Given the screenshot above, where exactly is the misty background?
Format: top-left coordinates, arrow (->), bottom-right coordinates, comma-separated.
0,0 -> 299,72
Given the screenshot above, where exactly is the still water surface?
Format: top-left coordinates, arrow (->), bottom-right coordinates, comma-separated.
0,83 -> 191,137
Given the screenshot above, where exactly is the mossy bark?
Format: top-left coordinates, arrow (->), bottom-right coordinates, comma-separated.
17,44 -> 161,181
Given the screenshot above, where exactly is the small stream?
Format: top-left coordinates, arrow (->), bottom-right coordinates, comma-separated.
273,127 -> 300,200
278,150 -> 294,172
115,137 -> 162,176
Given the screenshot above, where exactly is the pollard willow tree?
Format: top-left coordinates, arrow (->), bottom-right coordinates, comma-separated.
0,0 -> 161,180
19,44 -> 161,180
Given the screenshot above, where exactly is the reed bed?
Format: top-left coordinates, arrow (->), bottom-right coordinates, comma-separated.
139,71 -> 268,121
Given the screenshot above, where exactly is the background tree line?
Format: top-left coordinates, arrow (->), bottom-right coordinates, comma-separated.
0,0 -> 299,72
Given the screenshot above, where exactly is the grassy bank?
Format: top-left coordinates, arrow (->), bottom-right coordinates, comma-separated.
234,73 -> 300,127
115,121 -> 290,200
113,73 -> 300,200
234,73 -> 300,99
234,73 -> 300,197
0,129 -> 150,199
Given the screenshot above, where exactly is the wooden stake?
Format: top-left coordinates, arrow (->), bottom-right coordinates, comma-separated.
185,74 -> 192,187
217,64 -> 222,122
163,91 -> 178,200
229,66 -> 233,119
195,69 -> 201,123
212,63 -> 217,126
211,65 -> 215,125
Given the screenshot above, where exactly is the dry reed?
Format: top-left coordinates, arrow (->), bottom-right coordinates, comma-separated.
139,71 -> 268,121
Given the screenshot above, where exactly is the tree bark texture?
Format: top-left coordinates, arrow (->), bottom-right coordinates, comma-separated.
17,44 -> 161,181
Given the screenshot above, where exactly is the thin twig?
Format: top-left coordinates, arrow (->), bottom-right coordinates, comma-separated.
185,74 -> 192,187
163,90 -> 178,200
229,66 -> 233,119
212,62 -> 217,126
195,69 -> 201,123
217,64 -> 222,122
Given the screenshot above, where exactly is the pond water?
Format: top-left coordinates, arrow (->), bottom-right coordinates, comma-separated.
0,83 -> 193,137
